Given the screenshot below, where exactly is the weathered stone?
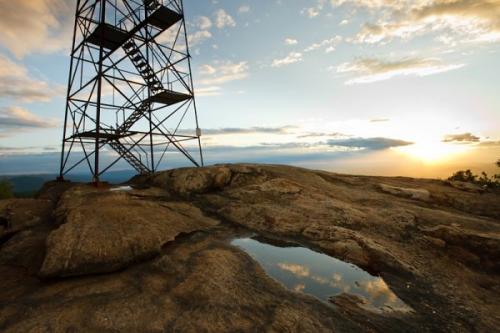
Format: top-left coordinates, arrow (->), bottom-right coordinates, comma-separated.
256,178 -> 302,194
0,228 -> 49,273
40,188 -> 219,277
423,236 -> 446,248
0,199 -> 53,240
378,184 -> 431,201
328,239 -> 369,267
150,166 -> 232,196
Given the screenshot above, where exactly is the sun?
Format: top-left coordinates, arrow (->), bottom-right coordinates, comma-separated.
396,140 -> 472,164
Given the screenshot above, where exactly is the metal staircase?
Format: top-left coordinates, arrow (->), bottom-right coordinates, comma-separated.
109,140 -> 149,174
123,40 -> 163,94
117,101 -> 151,133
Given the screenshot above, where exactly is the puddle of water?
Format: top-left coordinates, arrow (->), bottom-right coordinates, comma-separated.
110,186 -> 134,192
231,237 -> 412,314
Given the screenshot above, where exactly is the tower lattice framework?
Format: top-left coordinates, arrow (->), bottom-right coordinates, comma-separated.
60,0 -> 203,181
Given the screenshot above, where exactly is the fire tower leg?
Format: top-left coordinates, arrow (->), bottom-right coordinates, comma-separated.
59,0 -> 82,181
93,0 -> 107,183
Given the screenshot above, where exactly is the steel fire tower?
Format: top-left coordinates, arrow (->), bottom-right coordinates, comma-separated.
60,0 -> 203,182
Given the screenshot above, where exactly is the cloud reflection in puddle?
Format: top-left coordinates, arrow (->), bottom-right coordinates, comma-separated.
232,237 -> 412,313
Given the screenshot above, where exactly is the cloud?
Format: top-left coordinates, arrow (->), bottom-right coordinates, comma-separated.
0,54 -> 64,102
297,132 -> 348,139
370,118 -> 390,123
285,38 -> 299,45
304,36 -> 343,53
214,9 -> 236,29
327,137 -> 413,150
443,133 -> 481,143
272,52 -> 303,67
195,61 -> 249,96
331,0 -> 406,9
238,5 -> 251,14
302,0 -> 327,18
201,126 -> 296,136
198,61 -> 249,86
0,145 -> 57,155
479,140 -> 500,147
293,283 -> 306,292
0,0 -> 74,58
336,57 -> 465,84
195,16 -> 212,30
305,7 -> 321,18
0,106 -> 58,134
277,263 -> 310,277
189,30 -> 213,46
196,86 -> 222,97
341,0 -> 500,45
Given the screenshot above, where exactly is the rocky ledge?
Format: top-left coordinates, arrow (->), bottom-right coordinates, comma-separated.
0,164 -> 499,332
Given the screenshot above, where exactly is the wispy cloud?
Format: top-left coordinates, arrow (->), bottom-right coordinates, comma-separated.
195,61 -> 249,97
297,132 -> 348,139
189,30 -> 213,46
271,52 -> 303,67
214,9 -> 236,29
443,133 -> 481,143
202,126 -> 296,136
198,61 -> 249,86
370,118 -> 390,123
336,57 -> 465,84
195,16 -> 212,30
277,263 -> 310,277
336,0 -> 500,45
0,106 -> 58,135
0,0 -> 74,58
304,36 -> 342,53
0,145 -> 57,155
301,0 -> 327,18
0,54 -> 64,102
327,137 -> 413,150
196,86 -> 222,97
238,5 -> 251,14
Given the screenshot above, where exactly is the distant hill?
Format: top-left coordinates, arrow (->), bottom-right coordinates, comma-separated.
0,170 -> 136,197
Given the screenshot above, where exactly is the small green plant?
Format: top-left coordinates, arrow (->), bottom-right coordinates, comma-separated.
0,180 -> 14,199
448,160 -> 500,189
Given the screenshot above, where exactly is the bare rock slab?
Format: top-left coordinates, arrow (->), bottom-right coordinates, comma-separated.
40,187 -> 218,278
378,184 -> 431,202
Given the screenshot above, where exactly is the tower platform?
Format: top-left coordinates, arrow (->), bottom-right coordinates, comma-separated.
148,90 -> 192,105
86,6 -> 182,50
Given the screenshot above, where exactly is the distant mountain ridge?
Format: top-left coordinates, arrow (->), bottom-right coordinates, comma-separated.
1,170 -> 136,196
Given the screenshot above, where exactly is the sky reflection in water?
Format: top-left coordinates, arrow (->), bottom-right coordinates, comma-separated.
232,238 -> 412,313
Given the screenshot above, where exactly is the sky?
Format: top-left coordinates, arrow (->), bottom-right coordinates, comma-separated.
0,0 -> 499,178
